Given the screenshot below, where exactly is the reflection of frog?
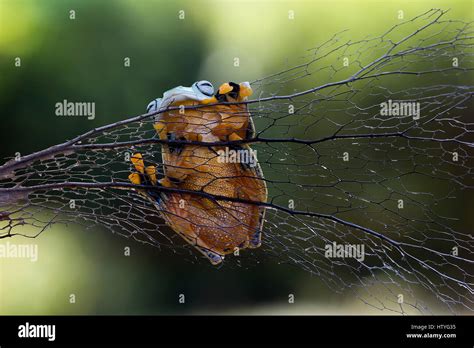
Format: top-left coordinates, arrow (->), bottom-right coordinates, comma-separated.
129,81 -> 267,265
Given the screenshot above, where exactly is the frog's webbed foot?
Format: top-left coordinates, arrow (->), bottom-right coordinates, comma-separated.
128,153 -> 163,202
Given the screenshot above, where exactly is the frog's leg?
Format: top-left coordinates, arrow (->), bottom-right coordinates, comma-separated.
229,132 -> 243,141
166,132 -> 183,155
128,153 -> 164,202
212,118 -> 246,141
246,115 -> 256,139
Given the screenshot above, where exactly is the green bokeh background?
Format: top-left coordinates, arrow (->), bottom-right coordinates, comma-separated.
0,0 -> 472,314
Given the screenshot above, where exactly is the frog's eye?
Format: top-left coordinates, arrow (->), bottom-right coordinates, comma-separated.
147,98 -> 162,113
193,80 -> 214,96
